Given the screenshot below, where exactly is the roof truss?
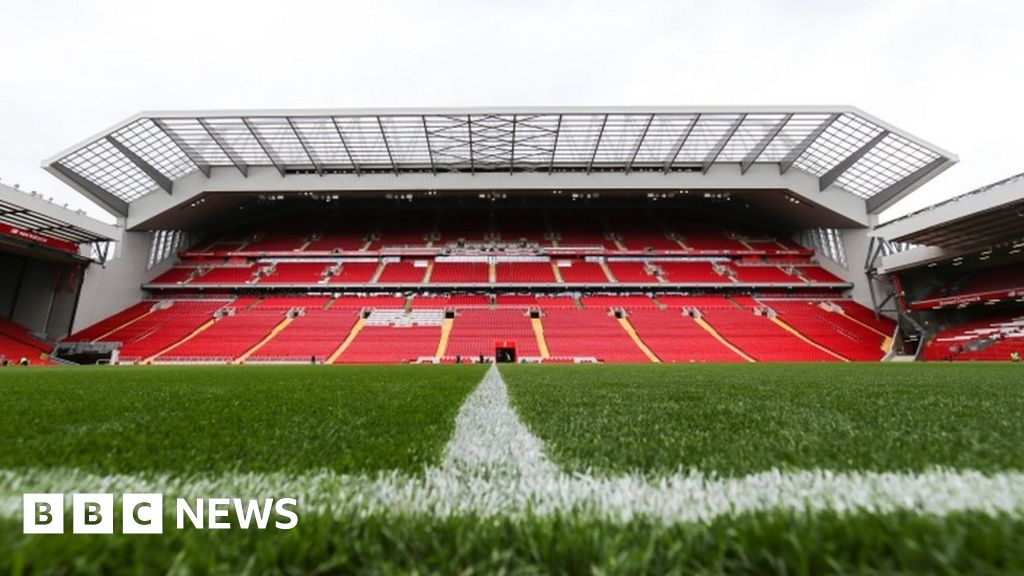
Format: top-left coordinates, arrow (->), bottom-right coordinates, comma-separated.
46,108 -> 955,213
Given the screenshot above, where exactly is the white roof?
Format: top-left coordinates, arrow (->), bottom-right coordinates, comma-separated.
44,106 -> 956,216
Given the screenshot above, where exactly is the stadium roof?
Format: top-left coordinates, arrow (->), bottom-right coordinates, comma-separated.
44,106 -> 956,217
879,172 -> 1024,252
0,182 -> 118,246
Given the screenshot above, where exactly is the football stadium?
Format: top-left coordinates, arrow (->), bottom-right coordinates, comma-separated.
2,106 -> 1024,573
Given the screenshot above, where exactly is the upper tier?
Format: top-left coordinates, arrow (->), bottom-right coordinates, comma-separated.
146,208 -> 846,291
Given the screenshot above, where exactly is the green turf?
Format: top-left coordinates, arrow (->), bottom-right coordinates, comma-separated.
0,365 -> 484,475
503,363 -> 1024,476
3,362 -> 1024,574
3,510 -> 1023,575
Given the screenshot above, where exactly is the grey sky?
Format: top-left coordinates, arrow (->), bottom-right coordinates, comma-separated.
1,0 -> 1020,223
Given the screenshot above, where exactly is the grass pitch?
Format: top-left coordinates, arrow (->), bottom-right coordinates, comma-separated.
503,363 -> 1024,475
2,362 -> 1023,575
0,365 -> 484,474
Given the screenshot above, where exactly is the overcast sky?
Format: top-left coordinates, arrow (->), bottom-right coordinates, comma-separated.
0,0 -> 1020,223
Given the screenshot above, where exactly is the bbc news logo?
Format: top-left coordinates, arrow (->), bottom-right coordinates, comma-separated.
23,493 -> 298,534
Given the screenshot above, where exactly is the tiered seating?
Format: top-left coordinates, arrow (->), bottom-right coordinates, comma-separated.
250,310 -> 358,362
765,300 -> 885,361
116,300 -> 227,361
410,295 -> 490,309
253,296 -> 331,310
659,261 -> 727,283
328,262 -> 379,284
541,309 -> 649,362
627,309 -> 744,362
243,228 -> 308,252
607,261 -> 657,283
338,326 -> 441,363
922,312 -> 1023,361
581,295 -> 657,309
305,216 -> 373,252
0,317 -> 52,364
700,307 -> 837,362
677,228 -> 748,252
305,231 -> 367,252
330,295 -> 407,309
430,262 -> 489,283
833,300 -> 895,335
66,301 -> 154,341
191,265 -> 256,285
733,266 -> 795,283
448,294 -> 492,308
73,204 -> 883,364
446,309 -> 540,358
496,295 -> 540,308
496,262 -> 556,283
377,261 -> 427,283
552,211 -> 617,249
259,262 -> 330,284
798,266 -> 845,283
958,334 -> 1024,361
558,261 -> 609,283
160,310 -> 284,362
532,296 -> 577,309
620,231 -> 683,251
656,295 -> 736,309
557,230 -> 616,249
150,267 -> 198,285
377,231 -> 431,248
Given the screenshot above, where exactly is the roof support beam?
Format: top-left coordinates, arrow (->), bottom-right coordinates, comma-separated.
586,114 -> 609,175
740,114 -> 792,175
240,118 -> 285,177
50,163 -> 129,216
197,119 -> 248,177
780,113 -> 840,175
421,117 -> 436,175
625,114 -> 655,175
509,115 -> 517,175
701,114 -> 746,175
467,115 -> 475,174
376,117 -> 398,176
105,136 -> 173,195
285,118 -> 323,176
819,129 -> 890,191
548,114 -> 563,174
152,119 -> 211,178
330,117 -> 360,176
663,114 -> 700,174
866,156 -> 949,214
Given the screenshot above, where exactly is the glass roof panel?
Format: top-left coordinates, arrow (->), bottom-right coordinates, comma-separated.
673,114 -> 745,164
112,119 -> 198,180
47,109 -> 953,205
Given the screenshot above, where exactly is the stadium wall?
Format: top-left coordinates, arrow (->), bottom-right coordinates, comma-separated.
0,253 -> 82,339
71,229 -> 172,333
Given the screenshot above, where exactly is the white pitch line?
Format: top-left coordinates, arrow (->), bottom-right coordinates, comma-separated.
442,364 -> 559,478
2,366 -> 1024,523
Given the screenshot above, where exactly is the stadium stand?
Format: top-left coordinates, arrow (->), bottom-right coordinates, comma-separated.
53,109 -> 992,365
540,309 -> 650,362
626,309 -> 746,362
921,311 -> 1024,361
0,316 -> 54,364
445,309 -> 540,359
